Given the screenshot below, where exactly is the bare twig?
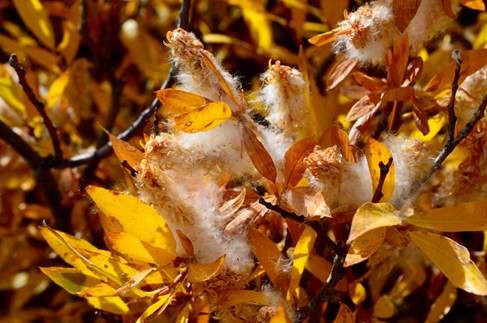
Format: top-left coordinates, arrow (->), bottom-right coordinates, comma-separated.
371,157 -> 393,203
258,198 -> 307,224
9,54 -> 63,164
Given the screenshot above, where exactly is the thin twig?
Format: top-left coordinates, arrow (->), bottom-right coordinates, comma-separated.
9,54 -> 63,164
403,51 -> 487,206
259,198 -> 307,224
371,157 -> 393,203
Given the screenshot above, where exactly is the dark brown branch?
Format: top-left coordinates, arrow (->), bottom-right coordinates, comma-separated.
258,198 -> 307,224
9,54 -> 63,164
0,119 -> 43,168
371,157 -> 393,203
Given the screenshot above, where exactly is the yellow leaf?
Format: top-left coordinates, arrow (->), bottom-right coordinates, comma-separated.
46,72 -> 70,109
187,256 -> 226,283
347,202 -> 400,243
345,228 -> 386,267
136,293 -> 173,323
86,186 -> 176,254
309,30 -> 338,47
365,139 -> 395,202
406,199 -> 487,232
39,267 -> 96,294
287,225 -> 317,301
241,3 -> 273,50
174,101 -> 232,133
0,66 -> 29,116
13,0 -> 55,49
220,290 -> 270,307
305,253 -> 332,283
348,282 -> 366,305
333,303 -> 355,323
409,231 -> 487,295
87,296 -> 130,315
425,282 -> 457,323
105,231 -> 174,266
23,45 -> 61,73
108,133 -> 144,168
270,304 -> 291,323
248,228 -> 288,290
411,114 -> 446,142
156,89 -> 210,118
78,282 -> 117,297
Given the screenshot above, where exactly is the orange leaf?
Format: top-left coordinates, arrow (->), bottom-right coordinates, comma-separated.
156,88 -> 209,118
330,125 -> 356,163
326,55 -> 357,90
392,0 -> 421,32
284,138 -> 317,188
461,0 -> 485,10
344,228 -> 386,267
351,72 -> 386,92
441,0 -> 456,18
386,34 -> 410,87
242,125 -> 277,183
346,95 -> 380,122
308,29 -> 344,47
187,256 -> 225,283
108,133 -> 143,168
176,230 -> 194,257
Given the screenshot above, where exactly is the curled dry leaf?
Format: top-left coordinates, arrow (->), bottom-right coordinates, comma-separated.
242,125 -> 277,183
326,54 -> 358,91
284,137 -> 317,188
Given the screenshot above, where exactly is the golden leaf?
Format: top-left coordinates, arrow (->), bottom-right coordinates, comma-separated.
308,30 -> 339,46
156,89 -> 209,118
284,138 -> 317,188
460,0 -> 485,10
187,256 -> 225,283
406,199 -> 487,232
173,101 -> 232,133
287,225 -> 317,301
373,295 -> 396,319
86,296 -> 130,315
409,231 -> 487,295
344,228 -> 386,267
13,0 -> 55,49
270,304 -> 291,323
108,133 -> 144,168
46,72 -> 70,109
348,282 -> 366,305
86,186 -> 176,255
365,139 -> 395,202
176,230 -> 195,257
305,253 -> 332,283
135,293 -> 173,323
242,125 -> 277,183
347,202 -> 400,243
39,267 -> 96,294
248,228 -> 288,290
220,290 -> 270,307
386,34 -> 410,87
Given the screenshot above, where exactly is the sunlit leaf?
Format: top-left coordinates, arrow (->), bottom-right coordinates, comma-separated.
373,295 -> 396,319
187,256 -> 225,283
39,267 -> 95,294
270,304 -> 291,323
156,89 -> 209,118
344,228 -> 386,267
220,290 -> 270,307
326,55 -> 357,90
287,225 -> 317,301
348,282 -> 366,305
365,138 -> 395,202
242,125 -> 277,183
86,186 -> 176,254
347,202 -> 400,243
460,0 -> 485,10
78,282 -> 117,297
87,296 -> 130,315
108,133 -> 144,168
13,0 -> 55,49
409,231 -> 487,295
284,138 -> 317,188
46,72 -> 70,109
173,101 -> 232,133
136,293 -> 173,323
58,21 -> 80,64
406,199 -> 487,232
248,228 -> 288,290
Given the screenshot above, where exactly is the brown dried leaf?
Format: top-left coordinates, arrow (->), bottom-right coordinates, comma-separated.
326,55 -> 358,90
393,0 -> 421,32
412,99 -> 430,135
441,0 -> 456,18
352,72 -> 386,92
242,125 -> 277,183
346,95 -> 379,122
387,34 -> 410,87
284,138 -> 317,188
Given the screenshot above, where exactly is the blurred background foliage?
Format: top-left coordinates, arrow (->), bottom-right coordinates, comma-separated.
0,0 -> 486,322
